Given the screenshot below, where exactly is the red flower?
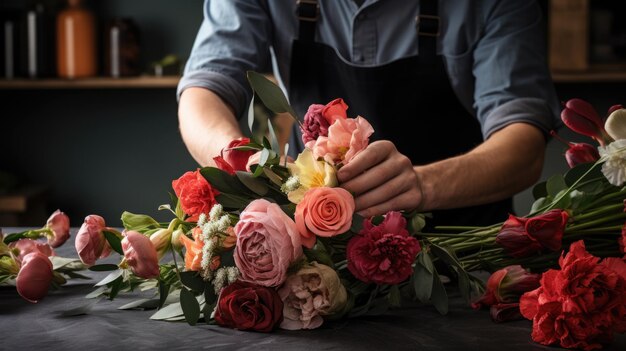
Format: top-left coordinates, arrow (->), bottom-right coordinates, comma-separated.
214,280 -> 283,332
172,170 -> 219,222
218,137 -> 256,173
347,211 -> 421,285
16,252 -> 53,303
471,265 -> 540,313
495,209 -> 568,258
620,223 -> 626,258
213,155 -> 236,175
565,143 -> 600,168
301,103 -> 329,145
321,98 -> 349,124
519,241 -> 626,351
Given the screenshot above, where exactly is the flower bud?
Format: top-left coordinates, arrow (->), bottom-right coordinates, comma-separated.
561,98 -> 612,146
495,210 -> 568,258
149,228 -> 172,260
171,228 -> 184,251
16,252 -> 53,303
9,238 -> 54,265
45,209 -> 70,248
75,215 -> 112,266
604,108 -> 626,141
121,230 -> 160,279
472,265 -> 541,316
565,142 -> 600,168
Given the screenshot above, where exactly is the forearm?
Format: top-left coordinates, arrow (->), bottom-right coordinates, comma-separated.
416,123 -> 546,211
178,87 -> 244,167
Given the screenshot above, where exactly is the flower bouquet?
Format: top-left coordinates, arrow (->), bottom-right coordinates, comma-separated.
3,73 -> 625,351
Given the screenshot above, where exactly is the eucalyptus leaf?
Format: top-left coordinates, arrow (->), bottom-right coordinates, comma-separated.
118,298 -> 160,310
150,301 -> 184,320
179,271 -> 205,292
200,167 -> 248,194
215,193 -> 251,210
247,94 -> 256,134
236,171 -> 269,196
412,251 -> 434,303
159,280 -> 171,308
267,117 -> 280,153
108,275 -> 125,300
546,174 -> 567,199
103,230 -> 123,255
259,148 -> 270,167
95,269 -> 124,287
180,287 -> 201,326
564,161 -> 601,186
247,71 -> 298,119
430,271 -> 449,315
530,197 -> 549,213
50,256 -> 85,270
85,286 -> 107,299
531,181 -> 547,201
263,167 -> 284,186
204,284 -> 218,306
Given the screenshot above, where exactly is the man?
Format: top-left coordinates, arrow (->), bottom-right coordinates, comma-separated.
177,0 -> 561,226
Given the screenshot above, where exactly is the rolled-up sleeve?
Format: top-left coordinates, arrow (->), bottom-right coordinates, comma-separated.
472,1 -> 562,139
176,0 -> 273,119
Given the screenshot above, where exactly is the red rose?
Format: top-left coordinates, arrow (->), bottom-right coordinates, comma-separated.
347,211 -> 421,285
495,209 -> 568,258
214,280 -> 283,332
471,265 -> 540,314
321,98 -> 349,124
219,137 -> 256,173
172,170 -> 219,222
519,241 -> 626,351
213,155 -> 236,175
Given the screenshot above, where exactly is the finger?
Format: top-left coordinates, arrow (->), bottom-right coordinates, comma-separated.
352,170 -> 419,212
340,156 -> 399,196
357,190 -> 423,218
337,141 -> 393,182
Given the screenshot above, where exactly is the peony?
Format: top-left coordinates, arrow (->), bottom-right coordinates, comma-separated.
45,209 -> 70,248
308,116 -> 374,166
278,262 -> 348,330
294,186 -> 354,248
214,280 -> 283,332
74,214 -> 112,266
9,238 -> 54,265
347,211 -> 421,285
598,139 -> 626,186
121,231 -> 160,279
286,149 -> 337,204
495,210 -> 568,258
16,252 -> 53,303
172,170 -> 220,222
234,199 -> 302,287
301,103 -> 329,144
520,240 -> 626,351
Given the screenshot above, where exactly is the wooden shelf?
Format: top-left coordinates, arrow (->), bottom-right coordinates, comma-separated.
0,76 -> 180,89
551,65 -> 626,83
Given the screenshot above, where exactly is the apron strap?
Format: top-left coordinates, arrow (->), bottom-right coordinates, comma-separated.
296,0 -> 319,42
416,0 -> 440,66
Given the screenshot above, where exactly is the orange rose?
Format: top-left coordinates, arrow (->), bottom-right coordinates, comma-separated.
295,187 -> 355,248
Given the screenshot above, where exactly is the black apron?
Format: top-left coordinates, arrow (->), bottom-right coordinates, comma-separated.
286,0 -> 512,227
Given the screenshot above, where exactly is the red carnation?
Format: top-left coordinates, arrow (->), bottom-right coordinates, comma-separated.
172,170 -> 219,222
347,211 -> 421,285
520,240 -> 626,351
214,280 -> 283,333
495,209 -> 568,258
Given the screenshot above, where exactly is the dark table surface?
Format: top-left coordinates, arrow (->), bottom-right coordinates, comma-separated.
1,227 -> 625,351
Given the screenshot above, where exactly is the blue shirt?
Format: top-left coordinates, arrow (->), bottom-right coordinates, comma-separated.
178,0 -> 561,139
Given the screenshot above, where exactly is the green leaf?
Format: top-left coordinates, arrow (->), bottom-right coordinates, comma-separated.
85,286 -> 107,299
530,197 -> 549,213
430,270 -> 449,315
387,285 -> 401,307
546,174 -> 567,199
215,193 -> 251,210
158,280 -> 171,309
200,167 -> 248,194
350,213 -> 364,233
88,264 -> 120,272
407,213 -> 428,234
180,287 -> 201,326
150,301 -> 184,320
95,269 -> 124,287
303,243 -> 335,268
246,71 -> 298,120
267,117 -> 280,153
564,161 -> 601,186
179,271 -> 205,292
259,148 -> 270,167
247,94 -> 256,135
108,275 -> 125,300
121,211 -> 160,232
2,231 -> 28,244
118,298 -> 160,310
204,283 -> 218,306
430,244 -> 471,303
263,167 -> 284,186
412,251 -> 434,303
103,230 -> 123,255
50,256 -> 85,270
532,180 -> 547,200
236,171 -> 269,196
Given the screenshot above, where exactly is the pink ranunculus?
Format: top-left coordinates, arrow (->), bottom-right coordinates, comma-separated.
301,103 -> 328,145
75,215 -> 112,266
46,209 -> 70,248
220,137 -> 256,172
9,239 -> 55,265
310,116 -> 374,166
16,252 -> 53,303
121,231 -> 160,279
234,199 -> 303,287
347,211 -> 421,285
294,186 -> 355,248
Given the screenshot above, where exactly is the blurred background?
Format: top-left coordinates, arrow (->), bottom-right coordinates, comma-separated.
0,0 -> 626,227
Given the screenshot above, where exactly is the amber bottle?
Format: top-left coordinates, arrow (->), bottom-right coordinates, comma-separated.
56,0 -> 97,78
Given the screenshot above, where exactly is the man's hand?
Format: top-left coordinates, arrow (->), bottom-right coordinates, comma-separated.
336,140 -> 422,217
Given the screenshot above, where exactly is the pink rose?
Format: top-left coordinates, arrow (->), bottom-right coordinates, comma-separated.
347,211 -> 421,285
46,209 -> 70,248
294,187 -> 355,248
234,199 -> 303,287
9,239 -> 54,265
75,215 -> 112,266
121,230 -> 160,279
309,116 -> 374,166
16,252 -> 53,303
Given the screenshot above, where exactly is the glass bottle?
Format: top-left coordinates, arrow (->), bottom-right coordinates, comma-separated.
0,9 -> 20,79
21,1 -> 56,78
104,18 -> 141,77
56,0 -> 97,78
